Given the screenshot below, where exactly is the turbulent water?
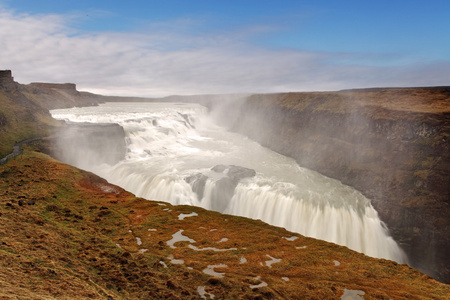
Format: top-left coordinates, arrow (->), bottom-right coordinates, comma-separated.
51,102 -> 407,263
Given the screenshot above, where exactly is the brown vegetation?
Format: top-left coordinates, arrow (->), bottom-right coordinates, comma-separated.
1,150 -> 449,299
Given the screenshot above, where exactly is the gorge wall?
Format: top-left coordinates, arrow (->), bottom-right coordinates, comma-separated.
0,70 -> 106,157
221,88 -> 450,283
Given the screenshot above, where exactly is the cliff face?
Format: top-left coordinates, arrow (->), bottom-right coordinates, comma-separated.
227,88 -> 450,283
0,72 -> 59,157
0,70 -> 16,91
23,82 -> 103,109
0,70 -> 105,157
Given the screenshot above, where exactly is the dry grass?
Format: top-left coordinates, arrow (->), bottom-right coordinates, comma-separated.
0,151 -> 449,299
250,87 -> 450,115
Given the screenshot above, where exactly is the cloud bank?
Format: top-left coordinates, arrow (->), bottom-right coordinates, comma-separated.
1,9 -> 449,97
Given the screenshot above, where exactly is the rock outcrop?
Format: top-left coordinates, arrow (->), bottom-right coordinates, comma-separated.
0,70 -> 59,157
0,70 -> 15,91
22,82 -> 103,109
0,70 -> 104,157
28,82 -> 77,92
225,88 -> 450,283
185,165 -> 256,212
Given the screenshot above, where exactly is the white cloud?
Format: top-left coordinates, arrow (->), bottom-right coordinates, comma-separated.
0,9 -> 448,97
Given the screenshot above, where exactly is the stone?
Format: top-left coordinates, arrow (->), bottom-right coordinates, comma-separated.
185,173 -> 208,200
211,164 -> 256,180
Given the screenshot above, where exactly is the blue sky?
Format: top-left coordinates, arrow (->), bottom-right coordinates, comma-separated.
0,0 -> 449,96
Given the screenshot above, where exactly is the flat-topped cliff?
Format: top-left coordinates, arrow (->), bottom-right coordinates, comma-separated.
0,70 -> 105,157
28,82 -> 77,92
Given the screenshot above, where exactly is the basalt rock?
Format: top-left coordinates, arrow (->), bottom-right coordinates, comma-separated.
211,164 -> 256,181
185,165 -> 256,211
185,173 -> 208,200
0,70 -> 16,92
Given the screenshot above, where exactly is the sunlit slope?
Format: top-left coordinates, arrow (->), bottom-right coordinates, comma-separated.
1,151 -> 449,299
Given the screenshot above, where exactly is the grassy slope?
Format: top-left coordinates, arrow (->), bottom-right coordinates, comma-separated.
0,89 -> 61,158
0,82 -> 105,158
0,150 -> 449,299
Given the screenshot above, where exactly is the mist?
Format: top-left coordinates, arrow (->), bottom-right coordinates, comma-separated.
52,122 -> 127,170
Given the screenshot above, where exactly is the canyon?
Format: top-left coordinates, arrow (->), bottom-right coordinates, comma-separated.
0,70 -> 449,298
217,89 -> 450,283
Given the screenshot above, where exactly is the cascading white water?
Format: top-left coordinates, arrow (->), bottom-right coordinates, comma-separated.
51,102 -> 407,263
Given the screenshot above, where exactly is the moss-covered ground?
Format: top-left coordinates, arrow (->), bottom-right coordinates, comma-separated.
1,150 -> 449,299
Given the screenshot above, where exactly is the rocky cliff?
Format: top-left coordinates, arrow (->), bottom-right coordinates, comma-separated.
225,88 -> 450,283
23,82 -> 104,109
0,70 -> 106,157
0,71 -> 59,157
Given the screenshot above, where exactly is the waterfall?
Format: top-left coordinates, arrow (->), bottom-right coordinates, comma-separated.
51,102 -> 407,263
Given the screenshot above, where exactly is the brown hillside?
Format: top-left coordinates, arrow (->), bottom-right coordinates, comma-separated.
0,150 -> 449,299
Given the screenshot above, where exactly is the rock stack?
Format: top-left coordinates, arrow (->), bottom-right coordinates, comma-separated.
0,70 -> 16,91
